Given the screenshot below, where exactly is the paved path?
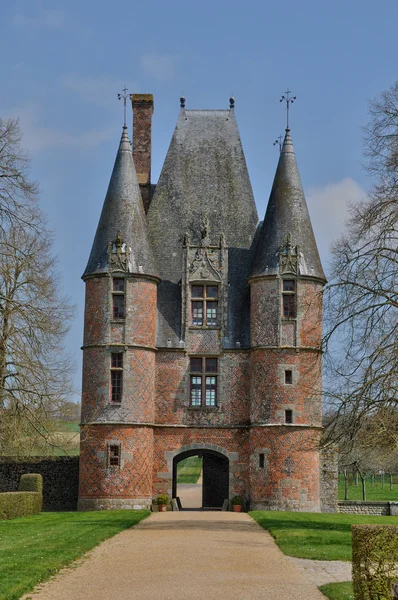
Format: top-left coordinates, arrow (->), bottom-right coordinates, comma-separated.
289,557 -> 351,586
23,512 -> 330,600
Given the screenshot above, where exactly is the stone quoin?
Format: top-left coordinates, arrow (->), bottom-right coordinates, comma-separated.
78,94 -> 327,511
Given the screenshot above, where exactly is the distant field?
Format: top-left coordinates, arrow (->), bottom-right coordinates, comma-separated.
338,473 -> 398,501
177,456 -> 202,484
0,421 -> 80,457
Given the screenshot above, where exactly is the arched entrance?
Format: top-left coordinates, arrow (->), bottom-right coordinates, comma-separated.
172,449 -> 229,509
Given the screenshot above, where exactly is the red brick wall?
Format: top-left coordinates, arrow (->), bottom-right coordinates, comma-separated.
131,94 -> 153,213
79,425 -> 153,500
155,351 -> 250,427
297,280 -> 323,347
250,349 -> 322,426
250,426 -> 321,511
84,277 -> 109,346
250,279 -> 279,347
153,427 -> 250,498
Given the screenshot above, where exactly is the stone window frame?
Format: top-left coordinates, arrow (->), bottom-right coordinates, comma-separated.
281,278 -> 296,319
278,364 -> 298,387
189,356 -> 219,407
110,352 -> 123,404
284,369 -> 293,385
112,277 -> 126,320
285,409 -> 293,424
107,441 -> 122,468
190,283 -> 220,329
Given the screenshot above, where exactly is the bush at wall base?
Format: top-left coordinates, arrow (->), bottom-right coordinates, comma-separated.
0,473 -> 43,520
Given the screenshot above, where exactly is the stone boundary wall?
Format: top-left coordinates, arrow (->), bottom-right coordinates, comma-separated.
0,457 -> 79,511
339,501 -> 398,516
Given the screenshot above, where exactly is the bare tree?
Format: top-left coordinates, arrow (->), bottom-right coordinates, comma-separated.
0,117 -> 75,454
323,82 -> 398,447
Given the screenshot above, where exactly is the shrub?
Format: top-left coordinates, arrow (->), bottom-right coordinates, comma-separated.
352,524 -> 398,599
156,494 -> 170,505
231,495 -> 243,506
0,491 -> 42,520
19,473 -> 43,494
0,473 -> 43,520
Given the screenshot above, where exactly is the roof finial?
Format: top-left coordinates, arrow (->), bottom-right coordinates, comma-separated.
279,89 -> 297,130
180,95 -> 186,108
117,86 -> 129,128
229,96 -> 235,109
273,134 -> 283,152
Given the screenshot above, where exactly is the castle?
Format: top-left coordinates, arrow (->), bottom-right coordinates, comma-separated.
78,94 -> 326,512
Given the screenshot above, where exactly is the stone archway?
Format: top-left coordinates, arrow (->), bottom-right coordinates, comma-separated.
164,443 -> 238,510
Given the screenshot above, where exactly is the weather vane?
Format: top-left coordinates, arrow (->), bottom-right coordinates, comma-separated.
273,134 -> 283,152
280,89 -> 297,130
117,86 -> 129,127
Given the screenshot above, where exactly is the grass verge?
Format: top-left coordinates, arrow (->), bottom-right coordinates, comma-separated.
0,509 -> 149,600
319,582 -> 353,600
250,510 -> 398,561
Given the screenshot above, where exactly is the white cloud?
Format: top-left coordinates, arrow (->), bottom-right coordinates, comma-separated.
60,74 -> 132,110
13,9 -> 65,29
4,106 -> 114,153
140,54 -> 175,81
306,177 -> 367,270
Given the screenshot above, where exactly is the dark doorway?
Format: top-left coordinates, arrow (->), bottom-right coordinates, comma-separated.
172,449 -> 229,510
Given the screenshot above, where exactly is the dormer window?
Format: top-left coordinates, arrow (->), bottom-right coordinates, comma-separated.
191,285 -> 218,327
282,279 -> 296,318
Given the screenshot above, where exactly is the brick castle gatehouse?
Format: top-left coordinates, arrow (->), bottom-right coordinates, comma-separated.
78,94 -> 326,511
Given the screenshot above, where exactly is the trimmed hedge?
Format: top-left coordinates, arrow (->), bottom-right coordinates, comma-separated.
19,473 -> 43,494
352,524 -> 398,600
0,473 -> 42,520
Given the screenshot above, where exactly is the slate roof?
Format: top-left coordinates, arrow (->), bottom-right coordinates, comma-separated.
147,107 -> 259,347
251,129 -> 326,281
83,127 -> 158,279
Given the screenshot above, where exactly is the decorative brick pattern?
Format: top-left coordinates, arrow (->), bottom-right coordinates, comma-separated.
250,426 -> 321,511
250,279 -> 279,347
131,94 -> 153,213
79,425 -> 153,500
187,329 -> 222,354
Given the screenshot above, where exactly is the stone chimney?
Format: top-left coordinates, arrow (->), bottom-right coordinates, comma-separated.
131,94 -> 154,213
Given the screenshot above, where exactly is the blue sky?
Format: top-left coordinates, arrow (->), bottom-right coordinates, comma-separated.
1,0 -> 397,400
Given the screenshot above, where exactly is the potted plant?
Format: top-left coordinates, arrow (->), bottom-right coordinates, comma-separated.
231,495 -> 243,512
156,493 -> 170,512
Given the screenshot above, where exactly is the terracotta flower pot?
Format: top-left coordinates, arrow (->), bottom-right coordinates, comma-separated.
233,505 -> 242,512
159,504 -> 168,512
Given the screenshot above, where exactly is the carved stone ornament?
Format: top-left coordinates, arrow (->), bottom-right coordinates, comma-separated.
109,231 -> 131,272
189,248 -> 221,281
279,232 -> 299,275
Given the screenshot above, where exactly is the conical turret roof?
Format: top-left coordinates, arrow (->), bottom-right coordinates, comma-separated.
251,129 -> 325,281
83,127 -> 158,279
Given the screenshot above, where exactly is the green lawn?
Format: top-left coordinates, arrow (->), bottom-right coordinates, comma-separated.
0,510 -> 149,600
250,510 -> 398,561
250,511 -> 398,600
176,456 -> 202,484
338,473 -> 398,501
319,582 -> 353,600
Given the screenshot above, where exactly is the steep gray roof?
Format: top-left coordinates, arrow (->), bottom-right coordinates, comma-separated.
147,108 -> 259,347
83,127 -> 158,279
251,129 -> 326,281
